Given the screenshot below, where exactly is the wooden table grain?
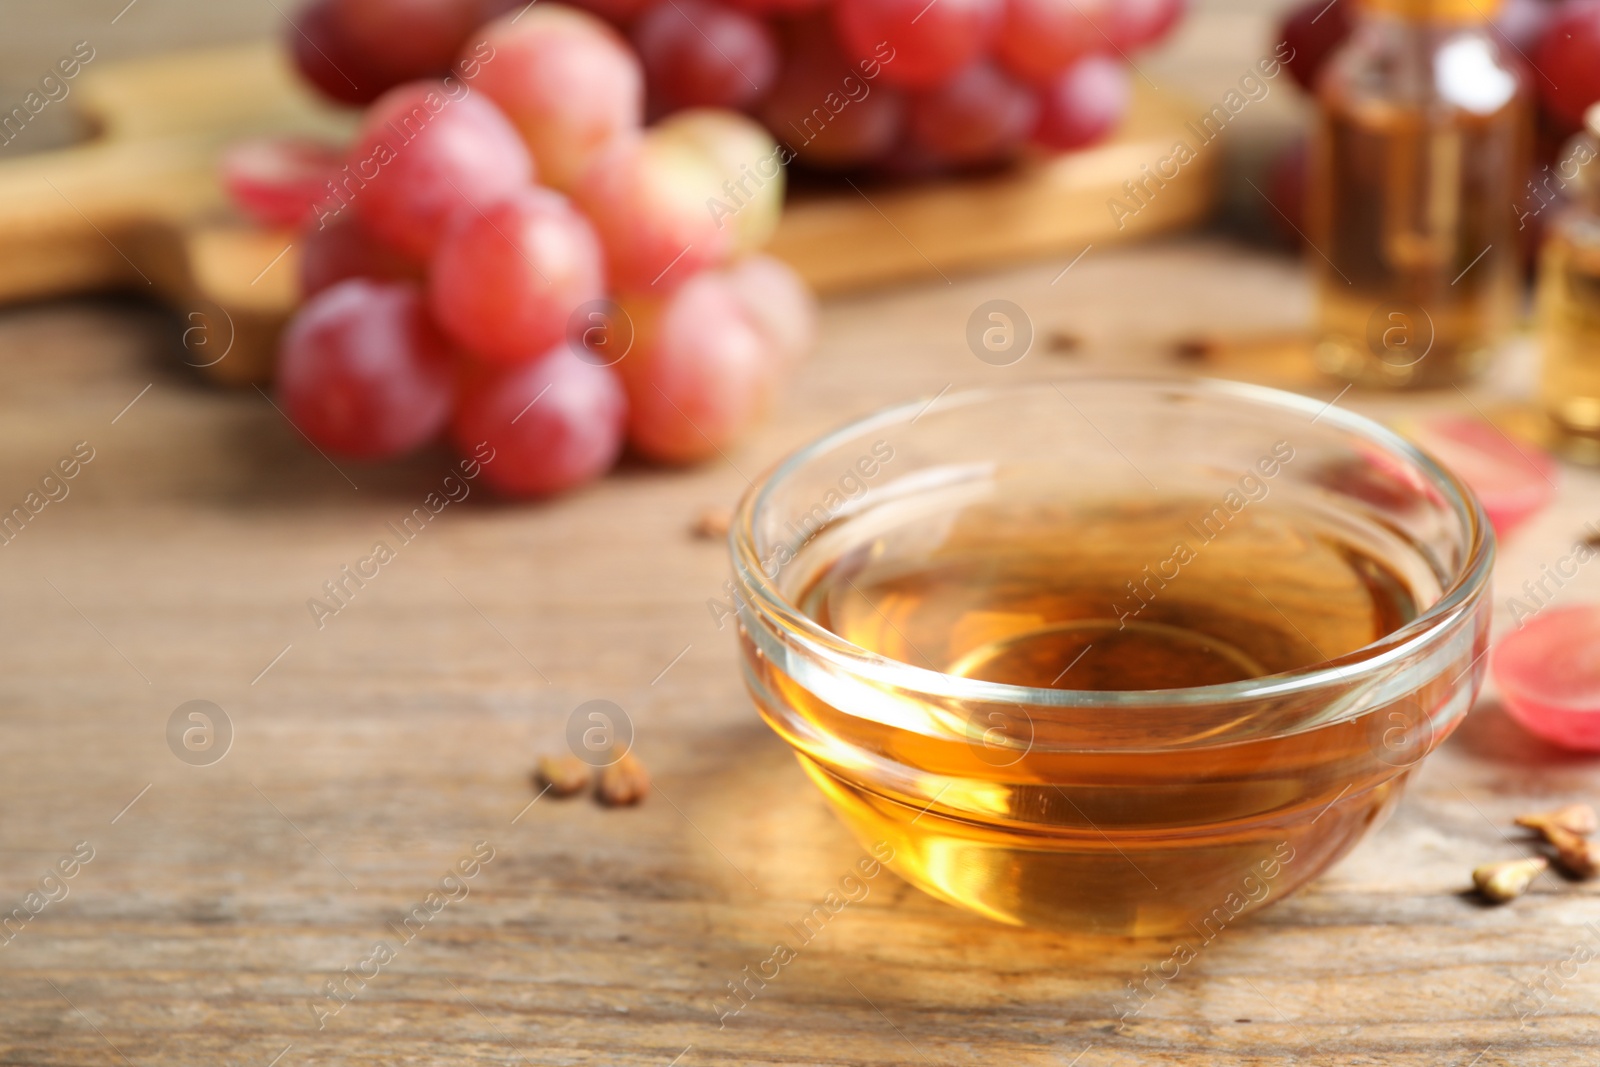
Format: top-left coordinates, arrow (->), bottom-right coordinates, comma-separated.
1,235 -> 1598,1067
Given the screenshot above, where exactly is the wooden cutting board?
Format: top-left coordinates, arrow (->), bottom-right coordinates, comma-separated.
0,42 -> 1218,385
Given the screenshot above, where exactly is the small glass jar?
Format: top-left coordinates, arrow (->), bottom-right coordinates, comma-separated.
1537,103 -> 1600,454
1309,0 -> 1530,389
730,379 -> 1494,935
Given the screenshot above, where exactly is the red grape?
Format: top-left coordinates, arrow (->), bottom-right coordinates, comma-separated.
1031,55 -> 1130,150
760,24 -> 906,168
908,62 -> 1038,166
329,0 -> 482,82
834,0 -> 1004,89
470,6 -> 645,190
653,109 -> 785,253
632,0 -> 778,111
1493,605 -> 1600,752
564,0 -> 656,24
429,187 -> 607,365
996,0 -> 1113,85
724,0 -> 828,13
300,214 -> 423,297
722,254 -> 816,364
277,279 -> 455,459
286,0 -> 397,105
451,345 -> 627,496
1535,2 -> 1600,130
348,80 -> 534,260
1108,0 -> 1187,51
618,272 -> 774,463
572,132 -> 736,292
222,135 -> 344,229
1278,0 -> 1353,94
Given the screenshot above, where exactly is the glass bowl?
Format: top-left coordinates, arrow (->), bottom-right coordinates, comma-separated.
729,379 -> 1494,936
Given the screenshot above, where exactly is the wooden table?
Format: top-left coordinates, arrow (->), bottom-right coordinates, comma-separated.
1,234 -> 1598,1066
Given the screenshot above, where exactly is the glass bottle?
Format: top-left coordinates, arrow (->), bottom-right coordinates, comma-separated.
1308,0 -> 1530,389
1537,104 -> 1600,454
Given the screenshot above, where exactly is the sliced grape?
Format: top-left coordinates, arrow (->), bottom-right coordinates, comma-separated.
908,62 -> 1038,167
1031,54 -> 1130,150
429,187 -> 608,365
1406,416 -> 1557,541
572,131 -> 736,292
633,0 -> 779,110
299,214 -> 423,297
471,6 -> 645,189
451,345 -> 628,496
1493,604 -> 1600,752
276,279 -> 455,459
348,80 -> 534,260
222,135 -> 345,229
618,271 -> 774,463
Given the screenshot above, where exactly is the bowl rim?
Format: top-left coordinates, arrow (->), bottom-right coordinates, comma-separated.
730,376 -> 1496,710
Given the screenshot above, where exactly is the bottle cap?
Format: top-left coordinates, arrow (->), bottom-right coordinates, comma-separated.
1356,0 -> 1502,18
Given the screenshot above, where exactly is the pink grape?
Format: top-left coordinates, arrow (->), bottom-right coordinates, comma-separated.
451,345 -> 627,496
908,62 -> 1038,166
834,0 -> 1004,89
299,214 -> 423,297
469,6 -> 644,190
722,254 -> 816,364
1407,416 -> 1556,541
222,135 -> 344,228
996,0 -> 1113,85
1535,2 -> 1600,130
347,80 -> 534,260
1031,55 -> 1130,150
572,132 -> 735,293
760,22 -> 906,168
329,0 -> 482,81
653,108 -> 785,253
619,272 -> 774,463
428,187 -> 607,365
286,0 -> 398,105
1493,604 -> 1600,752
563,0 -> 656,24
276,279 -> 455,459
632,0 -> 779,111
1108,0 -> 1187,51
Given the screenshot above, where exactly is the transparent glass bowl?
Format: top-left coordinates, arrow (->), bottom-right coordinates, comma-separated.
730,379 -> 1494,936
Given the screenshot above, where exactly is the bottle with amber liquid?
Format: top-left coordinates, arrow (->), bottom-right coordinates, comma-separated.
1309,0 -> 1529,388
1538,104 -> 1600,456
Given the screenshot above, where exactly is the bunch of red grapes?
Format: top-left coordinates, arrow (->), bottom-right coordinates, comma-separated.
290,0 -> 1187,174
247,2 -> 817,498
